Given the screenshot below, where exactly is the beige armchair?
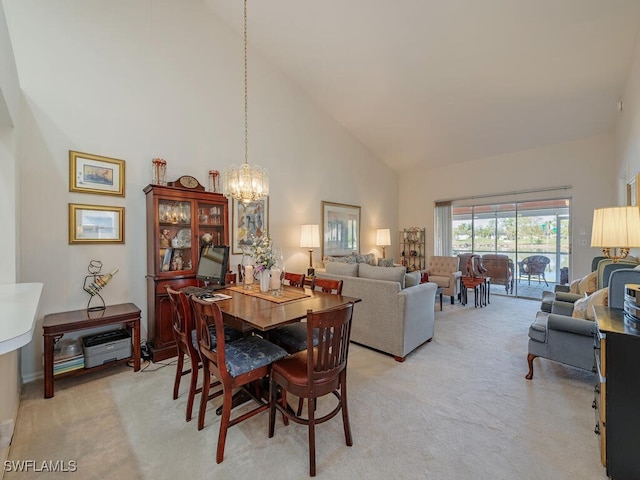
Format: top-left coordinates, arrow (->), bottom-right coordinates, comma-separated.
426,256 -> 462,304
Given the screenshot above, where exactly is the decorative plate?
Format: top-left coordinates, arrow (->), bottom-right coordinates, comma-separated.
177,228 -> 191,248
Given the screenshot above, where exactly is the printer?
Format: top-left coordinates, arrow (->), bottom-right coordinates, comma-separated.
82,330 -> 132,368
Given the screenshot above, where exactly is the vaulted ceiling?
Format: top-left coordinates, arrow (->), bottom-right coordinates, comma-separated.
204,0 -> 640,172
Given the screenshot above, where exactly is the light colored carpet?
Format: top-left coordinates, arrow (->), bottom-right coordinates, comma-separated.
6,295 -> 607,479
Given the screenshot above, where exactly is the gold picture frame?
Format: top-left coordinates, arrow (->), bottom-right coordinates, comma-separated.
627,174 -> 640,206
69,204 -> 125,244
69,150 -> 125,196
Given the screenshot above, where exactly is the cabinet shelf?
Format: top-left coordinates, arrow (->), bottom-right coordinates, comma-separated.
399,227 -> 425,272
144,184 -> 229,361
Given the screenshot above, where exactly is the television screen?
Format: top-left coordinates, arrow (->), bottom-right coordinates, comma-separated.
196,245 -> 229,284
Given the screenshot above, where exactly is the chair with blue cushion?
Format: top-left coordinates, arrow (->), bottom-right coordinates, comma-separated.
270,277 -> 343,354
269,302 -> 355,477
166,286 -> 242,422
190,296 -> 288,463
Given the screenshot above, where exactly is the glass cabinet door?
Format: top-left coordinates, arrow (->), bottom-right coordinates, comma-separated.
157,199 -> 194,274
196,201 -> 226,247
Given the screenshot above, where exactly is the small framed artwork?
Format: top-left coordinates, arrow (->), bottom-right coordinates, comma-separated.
231,197 -> 269,254
69,150 -> 125,196
69,204 -> 125,244
627,174 -> 640,206
321,201 -> 361,258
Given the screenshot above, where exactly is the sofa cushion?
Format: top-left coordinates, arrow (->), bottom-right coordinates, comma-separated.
325,261 -> 359,277
355,253 -> 376,265
358,263 -> 406,286
378,258 -> 394,267
404,270 -> 421,288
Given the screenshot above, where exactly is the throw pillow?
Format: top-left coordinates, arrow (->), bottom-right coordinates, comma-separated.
378,258 -> 394,267
355,253 -> 376,265
572,295 -> 589,319
569,279 -> 581,294
358,263 -> 406,286
585,288 -> 608,321
404,270 -> 421,288
578,271 -> 597,295
325,262 -> 359,277
324,255 -> 356,264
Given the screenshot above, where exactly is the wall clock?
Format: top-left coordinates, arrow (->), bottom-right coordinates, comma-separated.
168,175 -> 205,191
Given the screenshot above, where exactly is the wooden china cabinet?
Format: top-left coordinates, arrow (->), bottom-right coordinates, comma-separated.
144,181 -> 229,361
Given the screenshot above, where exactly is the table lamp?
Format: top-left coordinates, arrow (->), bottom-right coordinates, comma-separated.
300,224 -> 320,275
591,206 -> 640,263
376,228 -> 391,259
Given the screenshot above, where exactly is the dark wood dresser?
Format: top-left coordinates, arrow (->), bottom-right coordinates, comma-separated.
593,306 -> 640,480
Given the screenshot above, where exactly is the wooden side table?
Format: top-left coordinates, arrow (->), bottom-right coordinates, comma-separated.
43,303 -> 141,398
460,276 -> 489,307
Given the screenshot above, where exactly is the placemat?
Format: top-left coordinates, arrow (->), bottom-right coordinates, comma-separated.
226,285 -> 310,304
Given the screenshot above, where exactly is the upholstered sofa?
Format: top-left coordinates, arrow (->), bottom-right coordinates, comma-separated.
317,262 -> 438,362
426,256 -> 461,304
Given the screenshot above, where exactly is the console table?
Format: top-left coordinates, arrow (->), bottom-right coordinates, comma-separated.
593,306 -> 640,479
43,303 -> 141,398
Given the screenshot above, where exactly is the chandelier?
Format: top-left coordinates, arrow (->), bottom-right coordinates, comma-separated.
222,0 -> 269,203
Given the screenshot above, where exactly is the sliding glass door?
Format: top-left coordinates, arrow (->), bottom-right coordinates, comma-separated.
451,198 -> 570,299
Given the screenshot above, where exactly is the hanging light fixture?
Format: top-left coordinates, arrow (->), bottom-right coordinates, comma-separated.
223,0 -> 269,204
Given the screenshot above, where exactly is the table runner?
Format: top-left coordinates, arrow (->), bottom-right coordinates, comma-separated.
226,286 -> 310,304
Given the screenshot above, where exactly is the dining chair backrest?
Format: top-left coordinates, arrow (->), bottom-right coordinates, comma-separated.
166,286 -> 196,356
306,302 -> 354,385
311,277 -> 343,295
191,296 -> 227,381
284,272 -> 305,288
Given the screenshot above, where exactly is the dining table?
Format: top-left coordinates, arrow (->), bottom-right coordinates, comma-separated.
210,284 -> 361,332
196,283 -> 360,413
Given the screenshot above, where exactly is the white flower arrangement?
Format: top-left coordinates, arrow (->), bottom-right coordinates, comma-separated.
249,233 -> 275,272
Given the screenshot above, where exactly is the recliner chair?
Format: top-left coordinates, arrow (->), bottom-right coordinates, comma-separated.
526,268 -> 640,380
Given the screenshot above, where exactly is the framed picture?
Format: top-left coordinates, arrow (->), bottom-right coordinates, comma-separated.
69,204 -> 125,244
69,150 -> 125,196
627,174 -> 640,206
231,197 -> 269,254
322,201 -> 361,258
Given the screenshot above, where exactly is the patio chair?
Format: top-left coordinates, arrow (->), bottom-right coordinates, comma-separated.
518,255 -> 550,286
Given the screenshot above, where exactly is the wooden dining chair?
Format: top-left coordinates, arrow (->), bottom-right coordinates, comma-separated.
283,272 -> 305,288
268,302 -> 355,477
166,286 -> 243,422
310,277 -> 343,295
269,276 -> 343,354
190,296 -> 288,464
166,286 -> 214,422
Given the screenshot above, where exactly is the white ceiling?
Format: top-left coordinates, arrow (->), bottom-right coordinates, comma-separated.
204,0 -> 640,171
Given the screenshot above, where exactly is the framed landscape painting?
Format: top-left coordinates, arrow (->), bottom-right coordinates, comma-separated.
232,197 -> 269,254
69,150 -> 125,197
321,201 -> 360,258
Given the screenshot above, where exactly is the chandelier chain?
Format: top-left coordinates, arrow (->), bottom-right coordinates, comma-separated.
244,0 -> 249,165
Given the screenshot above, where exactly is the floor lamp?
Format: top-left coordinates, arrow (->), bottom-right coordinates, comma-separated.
301,224 -> 320,275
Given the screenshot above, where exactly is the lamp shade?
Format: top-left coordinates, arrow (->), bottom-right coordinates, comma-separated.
376,228 -> 391,247
300,224 -> 320,249
591,206 -> 640,248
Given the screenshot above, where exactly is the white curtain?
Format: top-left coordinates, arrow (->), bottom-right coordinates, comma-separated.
434,202 -> 452,256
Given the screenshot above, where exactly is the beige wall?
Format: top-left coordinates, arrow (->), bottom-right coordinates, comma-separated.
0,1 -> 21,470
398,134 -> 617,282
3,0 -> 398,382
